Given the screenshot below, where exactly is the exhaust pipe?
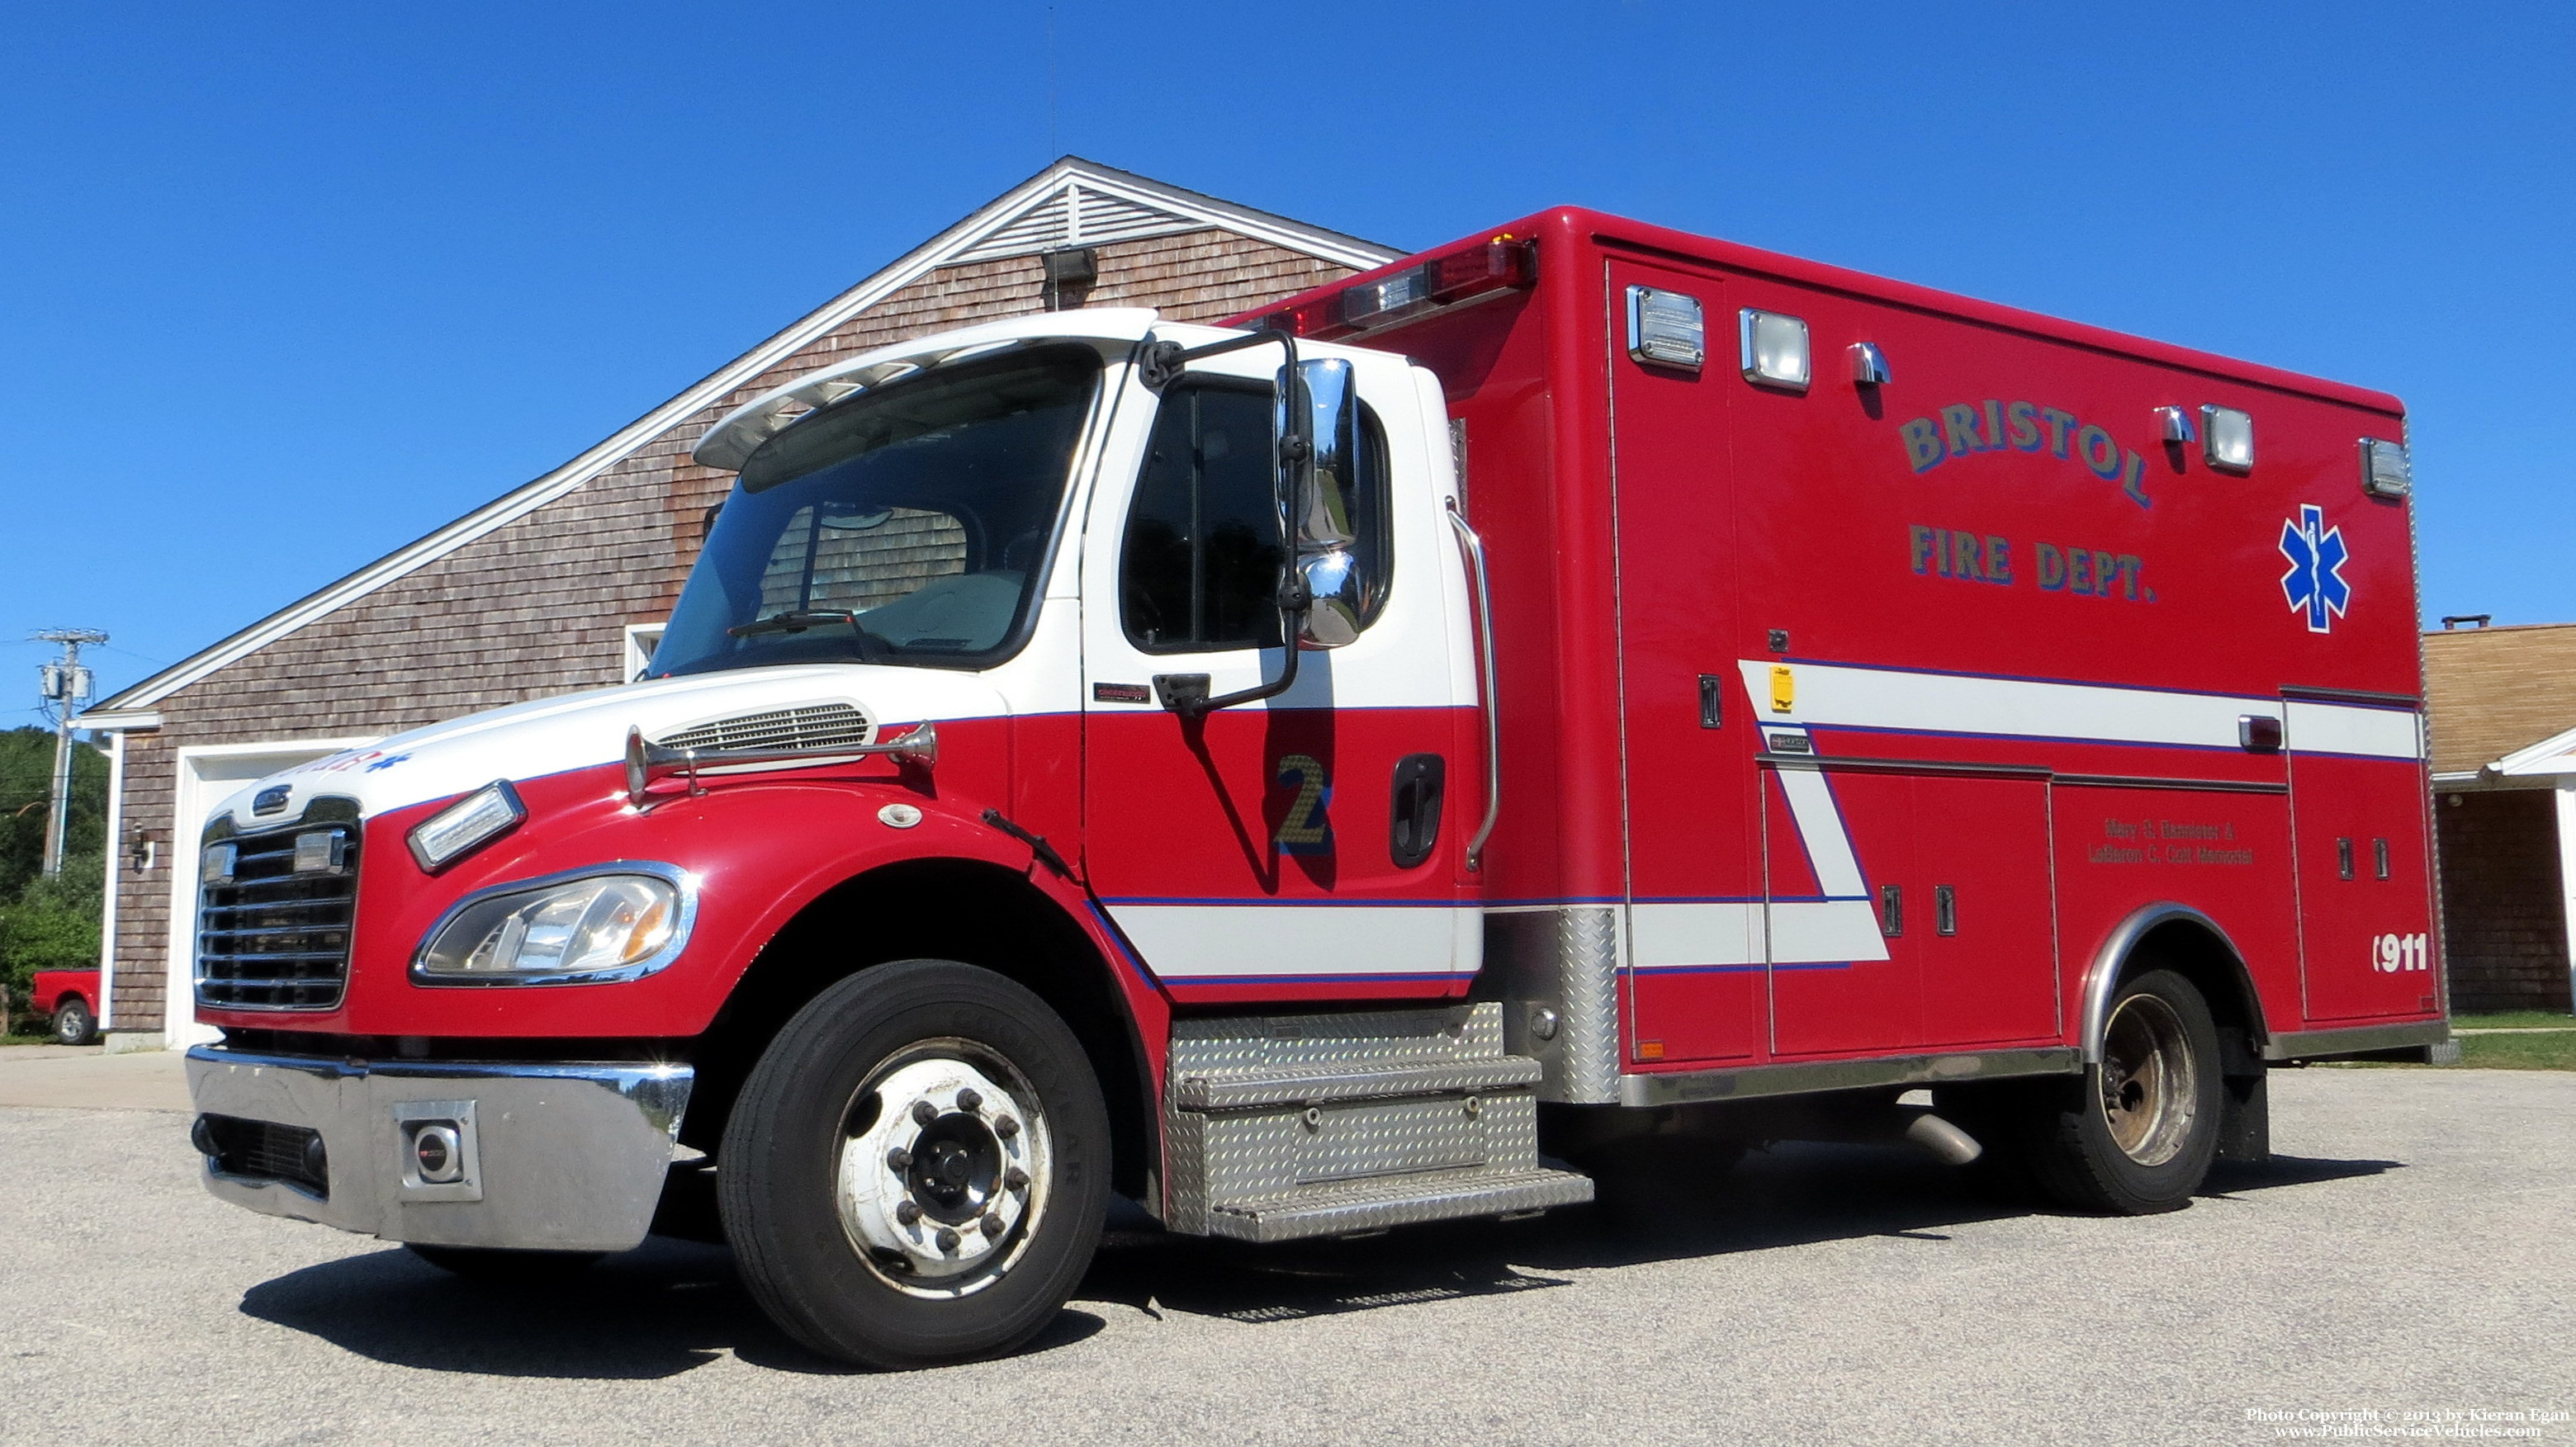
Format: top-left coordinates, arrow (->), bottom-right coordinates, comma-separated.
1901,1110 -> 1982,1166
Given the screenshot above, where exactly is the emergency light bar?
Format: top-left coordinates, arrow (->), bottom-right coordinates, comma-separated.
1253,239 -> 1536,340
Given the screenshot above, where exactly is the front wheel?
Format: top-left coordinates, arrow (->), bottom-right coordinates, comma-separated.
719,959 -> 1110,1369
51,997 -> 97,1047
2023,968 -> 2223,1214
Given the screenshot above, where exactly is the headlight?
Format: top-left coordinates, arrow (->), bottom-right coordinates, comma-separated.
407,781 -> 526,872
414,869 -> 689,984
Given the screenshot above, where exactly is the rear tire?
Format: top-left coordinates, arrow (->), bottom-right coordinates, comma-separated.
405,1244 -> 604,1281
52,997 -> 97,1047
2023,968 -> 2222,1214
719,959 -> 1110,1369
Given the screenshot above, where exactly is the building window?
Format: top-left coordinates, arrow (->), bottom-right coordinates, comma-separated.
623,622 -> 666,682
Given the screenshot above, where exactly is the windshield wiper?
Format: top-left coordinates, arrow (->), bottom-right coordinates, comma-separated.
727,609 -> 889,661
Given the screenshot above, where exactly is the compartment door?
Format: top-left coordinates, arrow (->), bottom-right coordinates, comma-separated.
2290,750 -> 2439,1023
1765,764 -> 2058,1057
1610,257 -> 1765,1066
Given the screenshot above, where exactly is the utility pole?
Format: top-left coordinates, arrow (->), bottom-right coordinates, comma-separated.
34,628 -> 106,878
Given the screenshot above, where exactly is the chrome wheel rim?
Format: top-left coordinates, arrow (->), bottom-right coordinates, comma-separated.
835,1038 -> 1053,1299
2098,993 -> 2197,1167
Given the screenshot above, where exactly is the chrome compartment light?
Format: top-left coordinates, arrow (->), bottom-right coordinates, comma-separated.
406,781 -> 526,873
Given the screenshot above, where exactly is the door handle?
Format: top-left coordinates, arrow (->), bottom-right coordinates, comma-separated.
1390,754 -> 1447,868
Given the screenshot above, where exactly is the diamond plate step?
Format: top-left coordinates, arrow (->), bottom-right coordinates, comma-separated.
1171,1055 -> 1542,1110
1203,1166 -> 1595,1243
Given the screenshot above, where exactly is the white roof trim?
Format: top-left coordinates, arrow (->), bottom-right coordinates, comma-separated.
2490,721 -> 2576,777
91,158 -> 1403,714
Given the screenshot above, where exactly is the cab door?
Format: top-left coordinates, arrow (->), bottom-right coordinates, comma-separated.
1077,351 -> 1481,1004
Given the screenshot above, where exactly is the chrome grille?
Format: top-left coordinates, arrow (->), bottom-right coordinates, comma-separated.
197,819 -> 359,1011
658,702 -> 874,754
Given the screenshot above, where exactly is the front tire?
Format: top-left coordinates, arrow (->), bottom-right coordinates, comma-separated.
719,959 -> 1110,1369
51,997 -> 97,1047
2024,968 -> 2222,1214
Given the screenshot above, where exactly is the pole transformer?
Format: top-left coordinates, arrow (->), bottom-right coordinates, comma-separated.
33,628 -> 107,878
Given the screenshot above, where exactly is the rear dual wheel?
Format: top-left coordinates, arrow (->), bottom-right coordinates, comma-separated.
720,959 -> 1110,1369
2021,968 -> 2223,1214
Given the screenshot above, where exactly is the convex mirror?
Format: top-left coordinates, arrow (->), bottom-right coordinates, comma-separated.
1276,356 -> 1364,648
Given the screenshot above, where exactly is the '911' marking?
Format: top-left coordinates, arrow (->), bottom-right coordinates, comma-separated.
2372,934 -> 2429,973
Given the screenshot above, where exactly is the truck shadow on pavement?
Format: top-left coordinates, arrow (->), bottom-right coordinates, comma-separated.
236,1142 -> 2393,1378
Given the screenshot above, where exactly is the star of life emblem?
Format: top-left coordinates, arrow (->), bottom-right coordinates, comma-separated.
2277,504 -> 2351,634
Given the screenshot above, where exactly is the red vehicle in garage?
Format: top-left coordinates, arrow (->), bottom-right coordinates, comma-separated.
31,967 -> 101,1046
182,206 -> 2445,1368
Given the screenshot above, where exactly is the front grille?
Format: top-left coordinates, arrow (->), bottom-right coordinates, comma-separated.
658,701 -> 874,754
198,1113 -> 329,1197
197,818 -> 360,1011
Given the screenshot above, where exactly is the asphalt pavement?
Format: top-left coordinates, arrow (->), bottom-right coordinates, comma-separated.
5,1066 -> 2570,1446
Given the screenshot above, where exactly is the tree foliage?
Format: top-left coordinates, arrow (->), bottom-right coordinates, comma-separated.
1,852 -> 104,998
0,729 -> 111,1012
0,726 -> 108,901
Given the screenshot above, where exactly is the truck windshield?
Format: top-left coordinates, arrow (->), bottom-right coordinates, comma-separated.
650,345 -> 1101,678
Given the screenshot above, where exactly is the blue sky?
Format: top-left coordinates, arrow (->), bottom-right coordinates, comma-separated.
4,1 -> 2569,712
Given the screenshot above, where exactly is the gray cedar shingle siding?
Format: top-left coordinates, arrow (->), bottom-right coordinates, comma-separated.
109,231 -> 1359,1029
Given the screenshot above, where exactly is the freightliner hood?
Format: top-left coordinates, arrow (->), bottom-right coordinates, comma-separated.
203,666 -> 1009,835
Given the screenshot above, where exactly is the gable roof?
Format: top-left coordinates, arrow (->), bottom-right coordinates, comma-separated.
2424,621 -> 2576,777
83,158 -> 1401,725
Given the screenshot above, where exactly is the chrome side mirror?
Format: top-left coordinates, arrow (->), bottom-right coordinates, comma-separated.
1277,356 -> 1363,649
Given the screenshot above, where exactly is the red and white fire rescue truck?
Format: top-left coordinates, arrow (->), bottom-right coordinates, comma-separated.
185,206 -> 2446,1367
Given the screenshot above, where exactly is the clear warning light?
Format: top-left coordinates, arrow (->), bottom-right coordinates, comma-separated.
1740,310 -> 1811,391
2201,404 -> 2255,472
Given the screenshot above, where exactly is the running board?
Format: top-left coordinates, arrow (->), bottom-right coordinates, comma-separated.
1205,1166 -> 1594,1244
1162,1003 -> 1593,1239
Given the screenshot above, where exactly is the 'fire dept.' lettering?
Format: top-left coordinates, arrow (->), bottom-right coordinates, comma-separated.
1899,400 -> 2152,510
1910,525 -> 2157,603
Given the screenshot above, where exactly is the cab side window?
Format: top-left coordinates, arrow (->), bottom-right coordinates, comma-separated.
1121,381 -> 1392,652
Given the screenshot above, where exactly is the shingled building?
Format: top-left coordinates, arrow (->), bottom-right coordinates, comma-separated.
77,158 -> 1397,1047
2426,620 -> 2576,1014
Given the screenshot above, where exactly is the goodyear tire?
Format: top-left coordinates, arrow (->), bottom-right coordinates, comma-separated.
51,996 -> 97,1047
2024,968 -> 2223,1214
719,959 -> 1109,1369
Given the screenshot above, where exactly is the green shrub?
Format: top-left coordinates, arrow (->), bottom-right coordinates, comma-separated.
0,852 -> 105,1000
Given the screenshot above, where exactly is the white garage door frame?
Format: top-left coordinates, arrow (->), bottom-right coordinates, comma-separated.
162,737 -> 379,1049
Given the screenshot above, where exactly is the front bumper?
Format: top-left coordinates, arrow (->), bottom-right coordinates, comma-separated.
184,1045 -> 693,1254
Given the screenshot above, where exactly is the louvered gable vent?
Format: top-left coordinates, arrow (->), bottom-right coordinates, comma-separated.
956,182 -> 1200,262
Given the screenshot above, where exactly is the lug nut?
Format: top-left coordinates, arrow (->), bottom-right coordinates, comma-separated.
1005,1167 -> 1030,1192
886,1147 -> 912,1172
955,1087 -> 982,1112
935,1227 -> 961,1253
993,1114 -> 1020,1139
981,1213 -> 1005,1238
912,1100 -> 939,1127
895,1200 -> 922,1225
